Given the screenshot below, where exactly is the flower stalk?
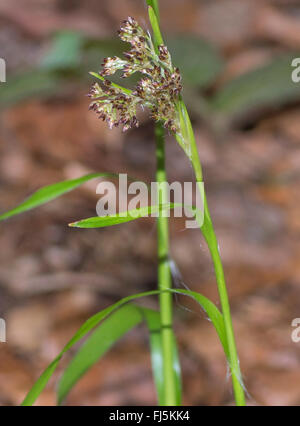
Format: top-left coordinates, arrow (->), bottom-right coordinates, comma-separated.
149,0 -> 178,406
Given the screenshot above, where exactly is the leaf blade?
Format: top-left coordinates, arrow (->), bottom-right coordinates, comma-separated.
57,304 -> 144,404
58,304 -> 182,406
170,289 -> 229,358
21,288 -> 230,406
21,290 -> 161,406
0,173 -> 117,222
69,204 -> 177,228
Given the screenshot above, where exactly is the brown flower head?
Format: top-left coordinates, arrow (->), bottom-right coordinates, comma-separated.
89,17 -> 182,134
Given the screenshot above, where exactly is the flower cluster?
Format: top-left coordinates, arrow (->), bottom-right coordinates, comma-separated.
88,80 -> 139,131
88,17 -> 182,133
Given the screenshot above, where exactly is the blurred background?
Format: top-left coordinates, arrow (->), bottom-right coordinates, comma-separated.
0,0 -> 300,406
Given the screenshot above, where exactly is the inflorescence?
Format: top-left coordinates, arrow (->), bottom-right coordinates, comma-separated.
88,17 -> 182,133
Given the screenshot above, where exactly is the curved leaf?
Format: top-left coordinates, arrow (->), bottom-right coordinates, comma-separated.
57,304 -> 144,404
0,173 -> 117,222
21,290 -> 161,406
21,287 -> 230,406
58,304 -> 182,406
170,289 -> 229,358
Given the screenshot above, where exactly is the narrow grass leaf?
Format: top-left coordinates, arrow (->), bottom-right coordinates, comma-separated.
58,304 -> 182,406
170,289 -> 229,358
0,173 -> 117,222
21,290 -> 161,406
69,204 -> 177,228
57,304 -> 144,404
21,288 -> 228,406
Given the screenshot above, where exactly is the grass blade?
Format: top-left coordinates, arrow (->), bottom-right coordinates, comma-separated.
58,304 -> 182,406
170,289 -> 229,358
0,173 -> 118,222
69,204 -> 177,228
21,287 -> 230,406
57,304 -> 144,404
21,290 -> 161,406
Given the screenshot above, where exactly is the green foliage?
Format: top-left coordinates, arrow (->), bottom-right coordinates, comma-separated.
171,289 -> 229,358
0,173 -> 117,221
22,287 -> 227,406
58,304 -> 182,405
57,304 -> 144,404
21,290 -> 160,406
69,204 -> 176,228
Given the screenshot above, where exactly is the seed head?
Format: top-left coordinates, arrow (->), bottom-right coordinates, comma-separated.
88,17 -> 182,133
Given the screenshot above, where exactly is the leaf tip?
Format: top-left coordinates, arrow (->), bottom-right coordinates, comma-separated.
68,221 -> 78,228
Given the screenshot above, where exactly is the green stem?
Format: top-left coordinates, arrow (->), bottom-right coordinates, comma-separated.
178,101 -> 246,406
148,0 -> 177,406
155,123 -> 177,406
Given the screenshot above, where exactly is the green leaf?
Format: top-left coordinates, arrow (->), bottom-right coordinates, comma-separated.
21,290 -> 161,406
168,36 -> 224,88
21,287 -> 229,406
57,304 -> 144,404
142,308 -> 182,406
41,31 -> 84,71
58,304 -> 182,406
69,204 -> 178,228
211,52 -> 300,120
170,289 -> 229,358
0,173 -> 118,222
